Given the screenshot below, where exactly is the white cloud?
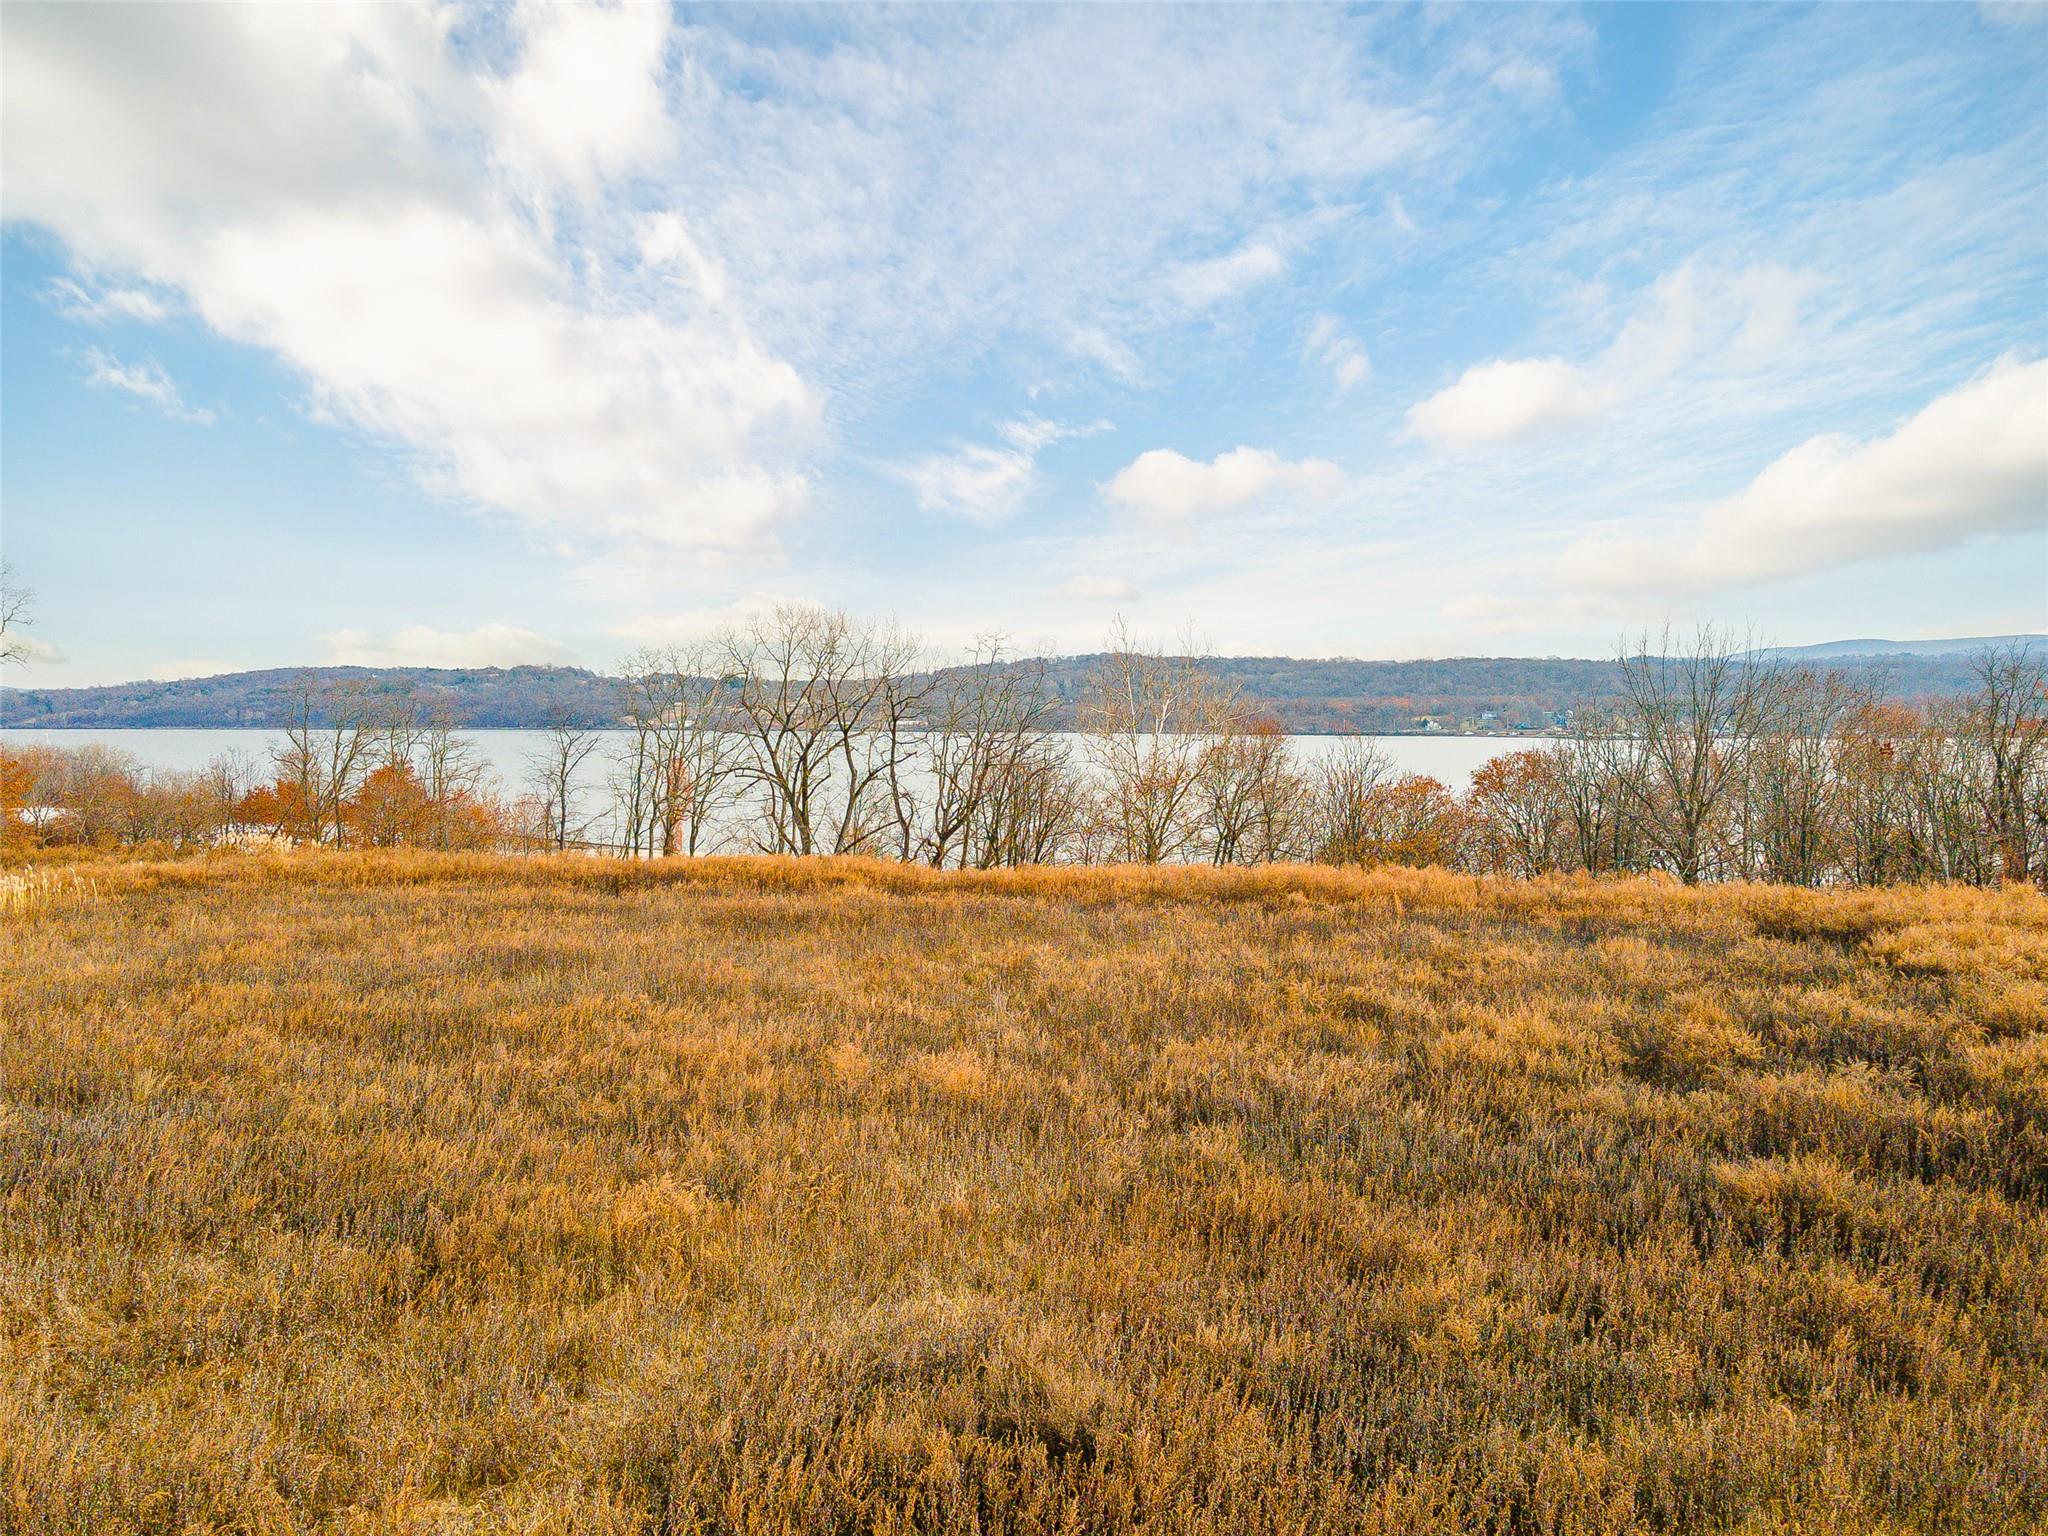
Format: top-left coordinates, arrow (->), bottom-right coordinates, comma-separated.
1560,356 -> 2048,595
1060,573 -> 1139,601
1405,261 -> 1823,448
2,4 -> 814,555
489,1 -> 675,192
1065,326 -> 1145,383
1406,357 -> 1607,446
81,348 -> 215,424
46,276 -> 171,325
1305,313 -> 1371,391
900,443 -> 1040,526
1101,446 -> 1344,520
1166,239 -> 1288,311
897,416 -> 1108,525
317,623 -> 575,670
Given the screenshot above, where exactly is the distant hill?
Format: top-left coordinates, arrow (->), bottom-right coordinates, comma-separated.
0,665 -> 615,731
1768,635 -> 2046,660
3,640 -> 2025,734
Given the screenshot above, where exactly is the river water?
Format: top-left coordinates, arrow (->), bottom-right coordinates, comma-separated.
3,727 -> 1559,849
2,727 -> 1555,790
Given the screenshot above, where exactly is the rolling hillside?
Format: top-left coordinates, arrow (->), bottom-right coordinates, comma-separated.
3,639 -> 2031,734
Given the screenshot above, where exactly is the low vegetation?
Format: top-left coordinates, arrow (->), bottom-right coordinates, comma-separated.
4,851 -> 2044,1533
6,621 -> 2046,890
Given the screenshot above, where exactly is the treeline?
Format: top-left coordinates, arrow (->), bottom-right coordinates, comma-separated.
4,612 -> 2044,889
0,663 -> 613,730
2,647 -> 2016,733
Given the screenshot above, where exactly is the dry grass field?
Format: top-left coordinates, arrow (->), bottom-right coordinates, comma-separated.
2,852 -> 2045,1535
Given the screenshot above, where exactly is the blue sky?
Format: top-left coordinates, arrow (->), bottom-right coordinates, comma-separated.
2,1 -> 2044,687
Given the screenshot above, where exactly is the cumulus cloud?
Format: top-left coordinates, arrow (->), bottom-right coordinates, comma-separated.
317,623 -> 575,669
488,2 -> 676,191
1560,356 -> 2048,595
1305,313 -> 1371,391
1405,357 -> 1607,446
81,348 -> 214,424
1101,446 -> 1344,520
1407,262 -> 1819,448
897,416 -> 1108,525
2,3 -> 814,554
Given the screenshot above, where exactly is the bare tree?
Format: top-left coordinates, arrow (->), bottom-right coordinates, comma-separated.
417,708 -> 489,851
1963,643 -> 2048,886
716,607 -> 925,857
718,607 -> 841,855
1611,626 -> 1785,884
1307,735 -> 1394,864
1833,701 -> 1916,885
526,722 -> 602,852
1,559 -> 36,667
1897,698 -> 1994,884
275,675 -> 383,847
1744,666 -> 1866,887
614,646 -> 749,857
858,624 -> 937,860
1195,714 -> 1304,865
1548,709 -> 1645,874
200,749 -> 260,847
972,736 -> 1086,867
916,639 -> 1065,868
612,658 -> 672,858
1080,621 -> 1237,864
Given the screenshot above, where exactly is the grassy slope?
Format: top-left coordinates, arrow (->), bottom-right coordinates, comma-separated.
2,854 -> 2045,1534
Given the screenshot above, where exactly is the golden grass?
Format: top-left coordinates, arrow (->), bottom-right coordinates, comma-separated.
2,851 -> 2044,1534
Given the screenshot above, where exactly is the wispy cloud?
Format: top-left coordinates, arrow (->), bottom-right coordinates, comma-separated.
1305,314 -> 1371,391
1166,239 -> 1288,311
81,349 -> 215,424
896,416 -> 1109,525
47,277 -> 171,325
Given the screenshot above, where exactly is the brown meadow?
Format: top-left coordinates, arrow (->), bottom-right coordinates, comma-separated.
2,851 -> 2045,1534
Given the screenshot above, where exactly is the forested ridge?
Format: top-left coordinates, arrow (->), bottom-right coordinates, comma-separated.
0,646 -> 2016,733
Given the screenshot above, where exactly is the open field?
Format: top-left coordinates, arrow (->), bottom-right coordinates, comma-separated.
3,853 -> 2046,1534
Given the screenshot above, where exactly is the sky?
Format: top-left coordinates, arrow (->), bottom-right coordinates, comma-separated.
2,1 -> 2045,688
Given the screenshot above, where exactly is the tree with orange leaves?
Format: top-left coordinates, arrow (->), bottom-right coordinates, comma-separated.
1467,749 -> 1570,878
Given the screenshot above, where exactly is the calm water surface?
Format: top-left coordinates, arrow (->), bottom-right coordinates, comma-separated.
1,727 -> 1557,797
